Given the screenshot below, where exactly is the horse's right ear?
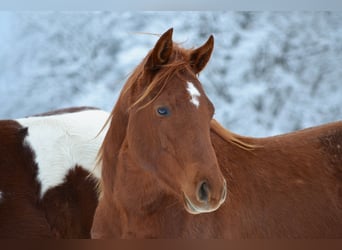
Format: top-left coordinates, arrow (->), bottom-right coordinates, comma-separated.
145,28 -> 173,71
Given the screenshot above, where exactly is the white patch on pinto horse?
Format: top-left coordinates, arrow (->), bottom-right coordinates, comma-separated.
16,109 -> 110,197
186,81 -> 201,108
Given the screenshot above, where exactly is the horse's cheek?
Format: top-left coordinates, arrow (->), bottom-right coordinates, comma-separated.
158,130 -> 176,156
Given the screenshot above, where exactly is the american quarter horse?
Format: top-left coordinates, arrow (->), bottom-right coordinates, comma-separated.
91,28 -> 227,238
91,28 -> 342,238
0,107 -> 109,238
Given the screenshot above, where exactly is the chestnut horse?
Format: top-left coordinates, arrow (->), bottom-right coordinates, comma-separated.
91,28 -> 227,238
92,28 -> 342,238
0,107 -> 109,238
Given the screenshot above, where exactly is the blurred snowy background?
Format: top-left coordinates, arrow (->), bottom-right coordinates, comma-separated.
0,12 -> 341,137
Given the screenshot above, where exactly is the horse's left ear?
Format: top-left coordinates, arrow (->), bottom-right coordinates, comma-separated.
145,28 -> 173,71
190,35 -> 214,74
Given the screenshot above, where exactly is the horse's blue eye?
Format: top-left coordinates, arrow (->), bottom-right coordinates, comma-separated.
157,107 -> 170,116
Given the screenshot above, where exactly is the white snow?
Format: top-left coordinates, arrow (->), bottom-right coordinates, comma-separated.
1,12 -> 341,137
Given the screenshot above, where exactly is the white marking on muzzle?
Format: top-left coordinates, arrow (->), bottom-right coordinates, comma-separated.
184,194 -> 225,215
186,81 -> 201,108
183,179 -> 227,215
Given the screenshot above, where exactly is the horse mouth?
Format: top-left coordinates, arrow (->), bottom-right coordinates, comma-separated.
183,194 -> 223,215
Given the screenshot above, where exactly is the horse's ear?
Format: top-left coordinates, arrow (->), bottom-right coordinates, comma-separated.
190,35 -> 214,74
145,28 -> 173,71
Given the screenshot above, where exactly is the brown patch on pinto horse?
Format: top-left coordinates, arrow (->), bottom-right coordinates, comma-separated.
41,166 -> 98,238
0,108 -> 103,238
0,120 -> 53,238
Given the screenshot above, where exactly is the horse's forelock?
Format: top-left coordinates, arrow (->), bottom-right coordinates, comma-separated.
123,46 -> 194,111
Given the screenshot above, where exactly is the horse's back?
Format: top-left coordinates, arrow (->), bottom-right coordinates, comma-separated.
256,121 -> 342,175
212,121 -> 342,238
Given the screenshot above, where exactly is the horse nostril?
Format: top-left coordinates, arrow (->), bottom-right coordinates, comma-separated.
197,181 -> 210,203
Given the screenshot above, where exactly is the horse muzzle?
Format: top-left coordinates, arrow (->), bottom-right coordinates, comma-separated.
183,179 -> 227,215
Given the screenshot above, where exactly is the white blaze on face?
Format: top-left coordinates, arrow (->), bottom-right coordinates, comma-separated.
186,81 -> 201,108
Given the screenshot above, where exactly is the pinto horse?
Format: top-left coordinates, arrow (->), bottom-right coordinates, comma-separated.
91,28 -> 342,238
0,107 -> 109,238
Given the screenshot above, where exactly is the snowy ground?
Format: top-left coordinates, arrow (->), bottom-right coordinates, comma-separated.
0,12 -> 341,137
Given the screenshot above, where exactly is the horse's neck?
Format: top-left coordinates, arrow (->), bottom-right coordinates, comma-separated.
114,142 -> 171,213
106,141 -> 187,238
